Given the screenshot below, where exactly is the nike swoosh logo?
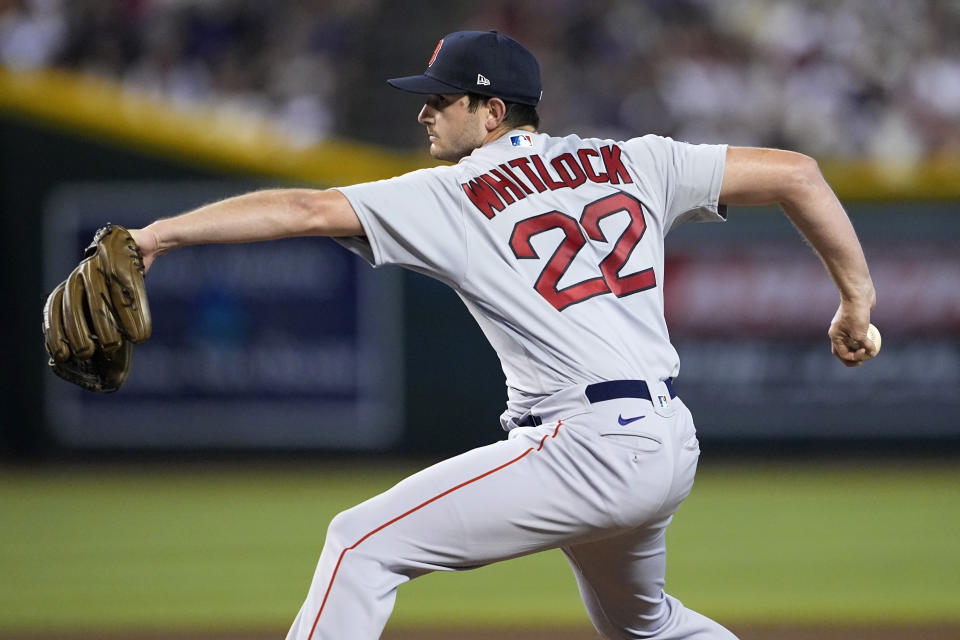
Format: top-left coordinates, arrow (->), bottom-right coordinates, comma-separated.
617,414 -> 645,426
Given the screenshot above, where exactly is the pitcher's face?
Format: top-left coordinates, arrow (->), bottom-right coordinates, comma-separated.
417,94 -> 488,162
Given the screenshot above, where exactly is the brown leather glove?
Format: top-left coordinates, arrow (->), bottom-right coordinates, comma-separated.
42,224 -> 152,392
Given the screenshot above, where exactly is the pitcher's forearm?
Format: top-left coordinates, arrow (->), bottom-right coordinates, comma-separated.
780,169 -> 875,307
143,189 -> 361,258
145,189 -> 318,255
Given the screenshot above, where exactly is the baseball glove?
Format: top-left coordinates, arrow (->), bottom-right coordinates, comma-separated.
42,224 -> 151,393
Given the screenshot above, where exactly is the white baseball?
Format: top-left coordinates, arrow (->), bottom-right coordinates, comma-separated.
866,323 -> 881,354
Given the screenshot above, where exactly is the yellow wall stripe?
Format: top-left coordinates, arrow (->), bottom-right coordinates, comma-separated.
0,68 -> 434,185
1,67 -> 958,200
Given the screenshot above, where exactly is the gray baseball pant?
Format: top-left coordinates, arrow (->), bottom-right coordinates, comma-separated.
286,382 -> 738,640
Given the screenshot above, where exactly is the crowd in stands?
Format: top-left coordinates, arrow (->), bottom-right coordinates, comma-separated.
2,0 -> 959,160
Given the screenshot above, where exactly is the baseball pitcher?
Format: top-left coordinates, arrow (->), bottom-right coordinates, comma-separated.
43,30 -> 878,640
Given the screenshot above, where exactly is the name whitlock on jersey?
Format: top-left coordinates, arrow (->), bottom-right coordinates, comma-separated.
337,132 -> 727,425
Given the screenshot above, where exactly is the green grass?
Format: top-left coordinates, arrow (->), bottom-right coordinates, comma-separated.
665,463 -> 960,624
0,461 -> 958,633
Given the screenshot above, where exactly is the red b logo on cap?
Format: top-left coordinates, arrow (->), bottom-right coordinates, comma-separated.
428,39 -> 443,67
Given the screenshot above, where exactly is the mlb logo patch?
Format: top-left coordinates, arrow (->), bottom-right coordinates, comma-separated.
511,134 -> 533,147
657,395 -> 669,407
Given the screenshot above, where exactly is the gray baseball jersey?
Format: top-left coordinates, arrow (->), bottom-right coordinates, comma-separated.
288,132 -> 738,640
336,131 -> 726,426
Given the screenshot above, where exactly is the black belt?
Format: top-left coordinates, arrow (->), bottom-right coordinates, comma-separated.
516,379 -> 676,427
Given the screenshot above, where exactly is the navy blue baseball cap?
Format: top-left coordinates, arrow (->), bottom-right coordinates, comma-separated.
387,30 -> 542,106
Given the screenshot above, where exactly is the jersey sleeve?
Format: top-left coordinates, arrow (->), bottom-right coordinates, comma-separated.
622,134 -> 728,233
334,167 -> 468,284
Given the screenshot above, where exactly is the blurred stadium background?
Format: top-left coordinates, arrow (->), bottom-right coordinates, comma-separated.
1,0 -> 959,638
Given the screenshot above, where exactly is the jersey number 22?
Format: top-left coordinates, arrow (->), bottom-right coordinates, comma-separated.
509,192 -> 656,311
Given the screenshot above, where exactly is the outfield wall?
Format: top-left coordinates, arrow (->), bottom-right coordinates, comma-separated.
3,70 -> 958,456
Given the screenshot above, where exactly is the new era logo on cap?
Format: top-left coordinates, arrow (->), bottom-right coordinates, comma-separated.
476,74 -> 490,86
